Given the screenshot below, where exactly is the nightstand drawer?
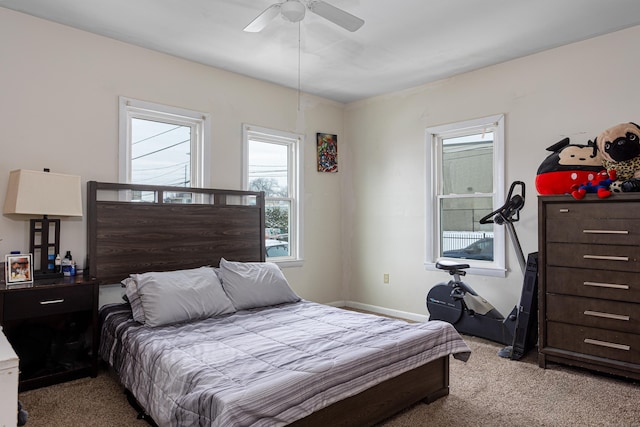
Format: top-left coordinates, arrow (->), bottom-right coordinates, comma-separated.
3,286 -> 93,321
546,294 -> 640,334
547,321 -> 640,365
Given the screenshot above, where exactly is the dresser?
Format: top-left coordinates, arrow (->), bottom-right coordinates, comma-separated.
538,194 -> 640,380
0,276 -> 99,391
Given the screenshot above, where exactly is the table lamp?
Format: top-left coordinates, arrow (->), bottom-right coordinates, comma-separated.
3,169 -> 83,279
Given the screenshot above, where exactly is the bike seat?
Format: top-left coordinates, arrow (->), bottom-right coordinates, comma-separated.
435,261 -> 470,272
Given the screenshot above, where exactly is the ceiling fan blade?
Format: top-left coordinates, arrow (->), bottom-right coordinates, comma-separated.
243,4 -> 282,33
308,0 -> 364,32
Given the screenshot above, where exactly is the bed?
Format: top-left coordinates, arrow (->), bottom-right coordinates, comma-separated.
88,181 -> 471,426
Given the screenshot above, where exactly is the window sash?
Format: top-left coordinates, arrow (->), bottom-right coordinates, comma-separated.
426,114 -> 505,277
119,97 -> 210,188
243,124 -> 303,264
130,118 -> 194,187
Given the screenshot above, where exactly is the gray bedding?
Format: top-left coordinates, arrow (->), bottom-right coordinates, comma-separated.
100,300 -> 471,427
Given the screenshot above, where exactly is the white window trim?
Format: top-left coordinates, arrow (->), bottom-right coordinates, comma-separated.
242,124 -> 304,267
425,114 -> 506,277
118,96 -> 211,186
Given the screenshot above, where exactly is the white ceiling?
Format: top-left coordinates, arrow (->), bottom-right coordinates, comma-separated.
2,0 -> 640,103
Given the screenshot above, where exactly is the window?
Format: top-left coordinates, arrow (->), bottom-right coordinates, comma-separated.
119,97 -> 210,202
426,114 -> 505,276
243,124 -> 303,265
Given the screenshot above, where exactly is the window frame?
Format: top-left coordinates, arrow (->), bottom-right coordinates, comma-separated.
425,114 -> 506,277
118,96 -> 211,187
242,124 -> 304,267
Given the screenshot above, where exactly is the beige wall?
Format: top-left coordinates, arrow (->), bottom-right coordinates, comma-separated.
2,7 -> 639,318
0,8 -> 345,304
344,25 -> 640,316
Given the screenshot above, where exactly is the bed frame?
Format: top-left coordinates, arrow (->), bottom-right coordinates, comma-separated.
86,181 -> 266,283
87,181 -> 450,426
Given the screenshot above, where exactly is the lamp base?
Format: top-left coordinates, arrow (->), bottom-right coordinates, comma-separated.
29,216 -> 61,276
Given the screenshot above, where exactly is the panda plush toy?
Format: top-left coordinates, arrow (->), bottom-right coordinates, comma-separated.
595,122 -> 640,193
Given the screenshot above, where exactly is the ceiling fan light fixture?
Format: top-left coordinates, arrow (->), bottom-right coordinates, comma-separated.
243,0 -> 364,33
281,0 -> 306,22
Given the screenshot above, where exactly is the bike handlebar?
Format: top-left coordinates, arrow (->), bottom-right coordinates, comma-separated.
479,181 -> 525,225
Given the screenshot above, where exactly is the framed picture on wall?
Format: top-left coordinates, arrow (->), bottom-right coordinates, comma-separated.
5,253 -> 33,284
317,133 -> 338,173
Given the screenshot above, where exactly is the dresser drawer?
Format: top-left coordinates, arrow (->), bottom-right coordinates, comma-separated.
547,242 -> 640,272
546,321 -> 640,365
546,218 -> 640,245
546,266 -> 640,303
544,201 -> 640,220
546,294 -> 640,334
3,286 -> 93,321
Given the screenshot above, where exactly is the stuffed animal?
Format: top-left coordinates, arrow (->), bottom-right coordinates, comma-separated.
17,400 -> 28,426
571,169 -> 616,199
535,137 -> 602,195
595,122 -> 640,192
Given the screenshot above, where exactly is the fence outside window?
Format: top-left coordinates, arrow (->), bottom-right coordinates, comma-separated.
442,231 -> 494,252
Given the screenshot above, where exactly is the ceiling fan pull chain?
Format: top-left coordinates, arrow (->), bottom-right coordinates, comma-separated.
298,21 -> 301,111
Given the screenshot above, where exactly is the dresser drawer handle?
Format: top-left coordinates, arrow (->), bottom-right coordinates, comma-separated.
583,229 -> 629,235
584,338 -> 630,351
584,310 -> 630,321
583,281 -> 630,290
39,299 -> 65,305
559,208 -> 570,213
583,255 -> 629,262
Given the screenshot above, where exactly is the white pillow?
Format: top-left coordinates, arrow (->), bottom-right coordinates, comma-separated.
134,266 -> 236,327
219,258 -> 300,310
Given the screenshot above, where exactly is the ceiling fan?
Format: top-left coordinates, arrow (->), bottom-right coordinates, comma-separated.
243,0 -> 365,33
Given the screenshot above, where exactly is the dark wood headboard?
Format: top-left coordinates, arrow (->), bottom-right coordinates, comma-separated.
86,181 -> 265,284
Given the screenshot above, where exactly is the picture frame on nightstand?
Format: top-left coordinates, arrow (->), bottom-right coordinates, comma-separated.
5,254 -> 33,284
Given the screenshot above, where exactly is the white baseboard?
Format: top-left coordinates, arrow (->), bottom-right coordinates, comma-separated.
325,300 -> 347,307
326,300 -> 428,323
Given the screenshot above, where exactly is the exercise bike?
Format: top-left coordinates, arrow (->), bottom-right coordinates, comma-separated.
426,181 -> 538,359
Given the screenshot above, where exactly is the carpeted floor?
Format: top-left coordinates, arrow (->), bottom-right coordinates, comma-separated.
18,334 -> 640,426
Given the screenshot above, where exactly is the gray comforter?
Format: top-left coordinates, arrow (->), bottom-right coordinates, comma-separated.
100,301 -> 470,426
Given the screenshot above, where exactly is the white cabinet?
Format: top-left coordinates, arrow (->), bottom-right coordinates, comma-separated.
0,327 -> 19,427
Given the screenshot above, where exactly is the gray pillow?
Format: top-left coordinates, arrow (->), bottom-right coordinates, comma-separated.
134,266 -> 236,327
122,277 -> 146,323
219,258 -> 300,310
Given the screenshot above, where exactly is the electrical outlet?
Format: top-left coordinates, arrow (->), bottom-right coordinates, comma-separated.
383,273 -> 389,284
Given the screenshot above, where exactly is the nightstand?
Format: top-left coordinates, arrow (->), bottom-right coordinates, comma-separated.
0,275 -> 99,391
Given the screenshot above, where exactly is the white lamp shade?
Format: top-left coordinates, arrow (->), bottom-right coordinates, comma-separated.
3,169 -> 83,217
